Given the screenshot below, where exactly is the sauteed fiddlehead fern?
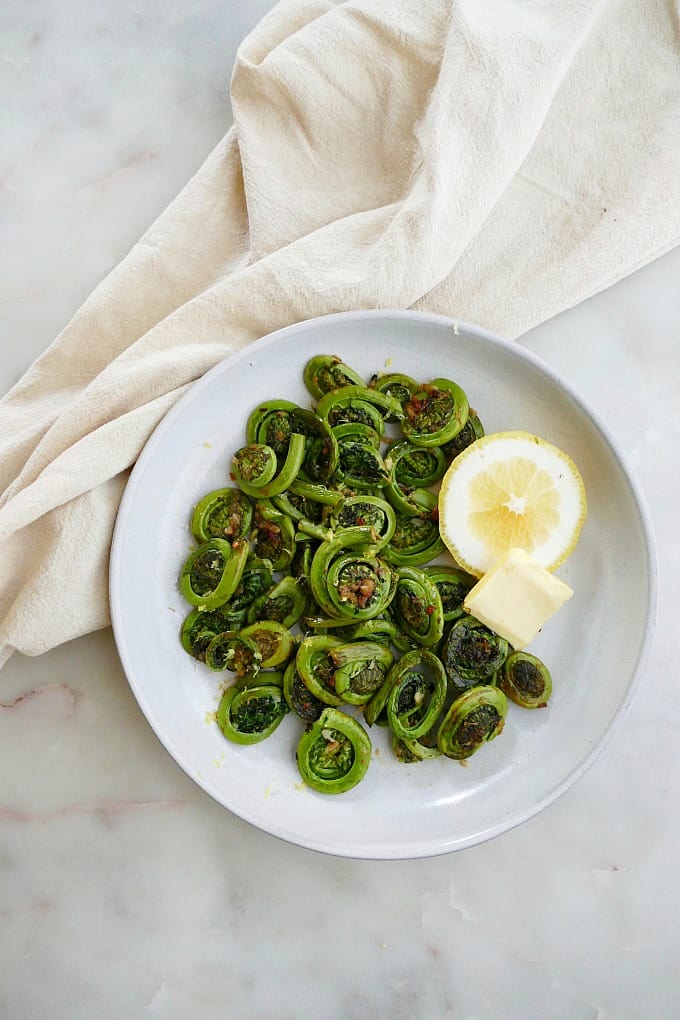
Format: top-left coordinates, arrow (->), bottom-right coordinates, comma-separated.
175,352 -> 559,792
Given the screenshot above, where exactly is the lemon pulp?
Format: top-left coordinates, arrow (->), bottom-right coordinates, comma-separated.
438,431 -> 587,576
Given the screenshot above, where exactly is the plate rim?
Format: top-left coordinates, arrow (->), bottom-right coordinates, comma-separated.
109,308 -> 658,859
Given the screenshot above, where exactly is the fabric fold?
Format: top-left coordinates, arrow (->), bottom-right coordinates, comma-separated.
1,0 -> 679,666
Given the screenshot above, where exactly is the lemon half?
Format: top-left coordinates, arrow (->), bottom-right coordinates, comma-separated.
438,431 -> 587,577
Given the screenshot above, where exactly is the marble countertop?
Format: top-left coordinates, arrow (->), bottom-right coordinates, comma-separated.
2,3 -> 679,1018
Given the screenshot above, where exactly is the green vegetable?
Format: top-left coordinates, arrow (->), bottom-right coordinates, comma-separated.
369,373 -> 418,421
296,708 -> 372,794
229,557 -> 274,613
328,641 -> 394,705
500,651 -> 552,708
316,385 -> 402,431
442,410 -> 484,459
246,399 -> 299,449
329,495 -> 396,550
251,503 -> 295,572
381,512 -> 445,567
179,538 -> 249,610
391,566 -> 444,647
303,355 -> 364,400
205,631 -> 262,675
191,487 -> 253,543
217,684 -> 288,745
246,575 -> 307,628
309,527 -> 396,621
440,617 -> 509,691
296,634 -> 344,705
283,659 -> 325,721
387,439 -> 448,488
423,566 -> 476,622
437,686 -> 508,759
394,733 -> 442,761
385,649 -> 448,741
401,378 -> 469,447
240,621 -> 296,668
363,671 -> 392,727
232,435 -> 306,498
181,607 -> 239,661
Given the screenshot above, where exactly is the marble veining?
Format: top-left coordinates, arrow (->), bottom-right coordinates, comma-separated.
2,2 -> 680,1018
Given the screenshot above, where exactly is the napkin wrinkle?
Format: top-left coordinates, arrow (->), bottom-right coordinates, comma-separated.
234,0 -> 336,70
1,0 -> 679,665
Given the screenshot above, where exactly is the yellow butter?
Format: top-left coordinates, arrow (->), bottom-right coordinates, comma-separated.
463,548 -> 573,650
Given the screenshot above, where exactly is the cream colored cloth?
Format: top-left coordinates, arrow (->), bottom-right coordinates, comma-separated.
1,0 -> 679,666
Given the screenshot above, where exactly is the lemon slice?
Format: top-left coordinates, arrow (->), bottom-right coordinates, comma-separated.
438,431 -> 587,576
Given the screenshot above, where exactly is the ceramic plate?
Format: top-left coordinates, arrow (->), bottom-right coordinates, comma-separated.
109,310 -> 656,858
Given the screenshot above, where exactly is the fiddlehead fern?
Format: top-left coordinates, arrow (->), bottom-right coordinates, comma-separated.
437,686 -> 507,759
499,651 -> 552,708
296,707 -> 371,794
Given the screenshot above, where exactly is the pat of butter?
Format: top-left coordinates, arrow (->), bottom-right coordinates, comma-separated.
463,548 -> 573,650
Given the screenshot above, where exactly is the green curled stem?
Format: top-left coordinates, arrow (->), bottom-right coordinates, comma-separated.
205,631 -> 262,675
271,489 -> 323,525
251,503 -> 296,572
246,400 -> 338,482
297,519 -> 333,542
331,421 -> 381,448
381,513 -> 445,567
217,684 -> 288,745
238,670 -> 285,690
233,434 -> 306,499
325,549 -> 396,621
393,733 -> 442,762
328,641 -> 395,705
296,707 -> 372,794
437,686 -> 508,759
181,607 -> 239,661
499,651 -> 552,708
228,556 -> 273,613
423,566 -> 476,622
246,576 -> 307,628
385,649 -> 448,740
329,495 -> 396,550
316,385 -> 402,430
442,410 -> 484,459
240,621 -> 296,668
309,527 -> 378,617
303,355 -> 364,400
179,538 -> 245,610
338,617 -> 398,646
290,538 -> 316,584
363,672 -> 392,727
401,378 -> 469,447
296,634 -> 344,705
384,478 -> 437,519
296,412 -> 339,483
288,479 -> 342,507
333,436 -> 390,489
386,439 -> 447,487
392,566 -> 444,647
232,443 -> 277,489
191,487 -> 253,543
246,399 -> 299,448
441,617 -> 509,692
369,373 -> 418,421
283,659 -> 325,721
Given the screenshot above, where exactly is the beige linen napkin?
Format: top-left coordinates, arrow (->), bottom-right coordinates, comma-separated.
1,0 -> 679,666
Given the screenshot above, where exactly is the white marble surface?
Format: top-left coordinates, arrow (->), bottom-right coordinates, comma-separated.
2,3 -> 680,1018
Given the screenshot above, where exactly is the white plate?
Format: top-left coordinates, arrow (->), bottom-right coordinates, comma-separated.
110,310 -> 657,859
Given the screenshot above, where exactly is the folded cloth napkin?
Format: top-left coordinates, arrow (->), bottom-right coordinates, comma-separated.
1,0 -> 679,667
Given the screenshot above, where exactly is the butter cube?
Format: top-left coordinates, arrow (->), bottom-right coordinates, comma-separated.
463,548 -> 573,650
